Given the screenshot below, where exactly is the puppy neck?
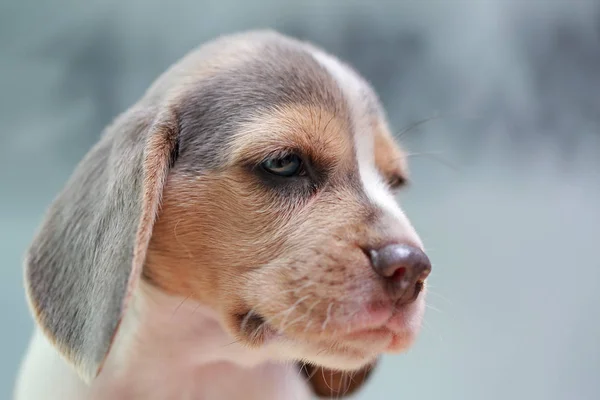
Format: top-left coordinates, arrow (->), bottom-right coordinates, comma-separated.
106,280 -> 276,374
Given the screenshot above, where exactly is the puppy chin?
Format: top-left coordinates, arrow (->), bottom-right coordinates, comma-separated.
273,340 -> 380,372
225,285 -> 428,373
305,352 -> 379,372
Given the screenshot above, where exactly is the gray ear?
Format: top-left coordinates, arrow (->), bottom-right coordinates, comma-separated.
24,105 -> 179,382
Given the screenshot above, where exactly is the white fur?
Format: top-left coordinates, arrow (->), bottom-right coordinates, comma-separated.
310,48 -> 422,247
14,281 -> 314,400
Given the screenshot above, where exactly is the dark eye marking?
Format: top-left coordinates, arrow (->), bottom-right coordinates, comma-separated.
260,154 -> 305,177
252,151 -> 325,198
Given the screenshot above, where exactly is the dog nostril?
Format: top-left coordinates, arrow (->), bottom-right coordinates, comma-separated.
390,267 -> 406,282
366,243 -> 431,303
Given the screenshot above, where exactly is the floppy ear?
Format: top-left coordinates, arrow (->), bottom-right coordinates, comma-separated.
24,105 -> 179,382
301,361 -> 378,398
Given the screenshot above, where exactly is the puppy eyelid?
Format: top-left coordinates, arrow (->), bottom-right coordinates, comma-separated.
250,149 -> 320,189
258,148 -> 300,164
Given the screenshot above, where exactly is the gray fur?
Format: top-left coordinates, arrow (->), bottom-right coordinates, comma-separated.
26,106 -> 154,380
175,35 -> 350,173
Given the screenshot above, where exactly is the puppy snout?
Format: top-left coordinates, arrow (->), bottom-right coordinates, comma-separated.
366,244 -> 431,305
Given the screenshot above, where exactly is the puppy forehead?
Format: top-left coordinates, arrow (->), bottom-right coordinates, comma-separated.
225,106 -> 361,191
170,33 -> 385,174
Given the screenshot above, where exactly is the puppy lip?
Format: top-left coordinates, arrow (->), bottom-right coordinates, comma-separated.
234,294 -> 424,355
331,296 -> 425,341
386,297 -> 426,334
341,327 -> 393,343
326,298 -> 420,334
338,317 -> 420,354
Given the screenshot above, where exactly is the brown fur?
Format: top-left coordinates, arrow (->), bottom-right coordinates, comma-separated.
144,103 -> 410,395
145,103 -> 408,336
301,362 -> 376,398
228,104 -> 353,171
374,120 -> 408,188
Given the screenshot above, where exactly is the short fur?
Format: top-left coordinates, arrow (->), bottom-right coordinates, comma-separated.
15,30 -> 429,400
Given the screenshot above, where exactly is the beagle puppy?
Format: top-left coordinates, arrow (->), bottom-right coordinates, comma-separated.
14,30 -> 431,400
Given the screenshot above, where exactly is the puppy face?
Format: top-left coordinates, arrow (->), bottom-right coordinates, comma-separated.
144,32 -> 428,371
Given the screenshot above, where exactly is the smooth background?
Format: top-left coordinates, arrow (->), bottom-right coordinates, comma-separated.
1,1 -> 599,399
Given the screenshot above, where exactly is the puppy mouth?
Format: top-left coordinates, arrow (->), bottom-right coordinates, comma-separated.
234,310 -> 378,363
234,290 -> 426,356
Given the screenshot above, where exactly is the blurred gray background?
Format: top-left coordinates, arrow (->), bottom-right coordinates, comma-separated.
1,0 -> 599,399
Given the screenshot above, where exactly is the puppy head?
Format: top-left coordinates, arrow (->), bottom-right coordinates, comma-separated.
25,31 -> 430,397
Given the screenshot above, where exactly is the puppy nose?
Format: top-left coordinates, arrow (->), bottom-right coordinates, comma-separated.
367,244 -> 431,304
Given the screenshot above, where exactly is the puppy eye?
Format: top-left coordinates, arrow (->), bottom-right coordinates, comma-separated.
261,154 -> 304,177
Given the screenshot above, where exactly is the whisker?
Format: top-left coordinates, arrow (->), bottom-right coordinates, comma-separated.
322,367 -> 334,393
191,302 -> 203,316
426,304 -> 443,314
241,280 -> 316,316
396,113 -> 442,139
342,371 -> 355,398
240,309 -> 257,333
296,362 -> 308,383
220,339 -> 242,348
405,150 -> 446,157
279,295 -> 312,332
234,279 -> 321,345
173,219 -> 194,259
317,340 -> 338,358
248,320 -> 268,343
286,298 -> 320,331
250,295 -> 310,336
303,321 -> 313,333
170,293 -> 192,320
321,302 -> 334,332
305,364 -> 320,381
396,111 -> 483,140
421,317 -> 444,344
337,369 -> 345,398
426,289 -> 453,305
405,151 -> 460,171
